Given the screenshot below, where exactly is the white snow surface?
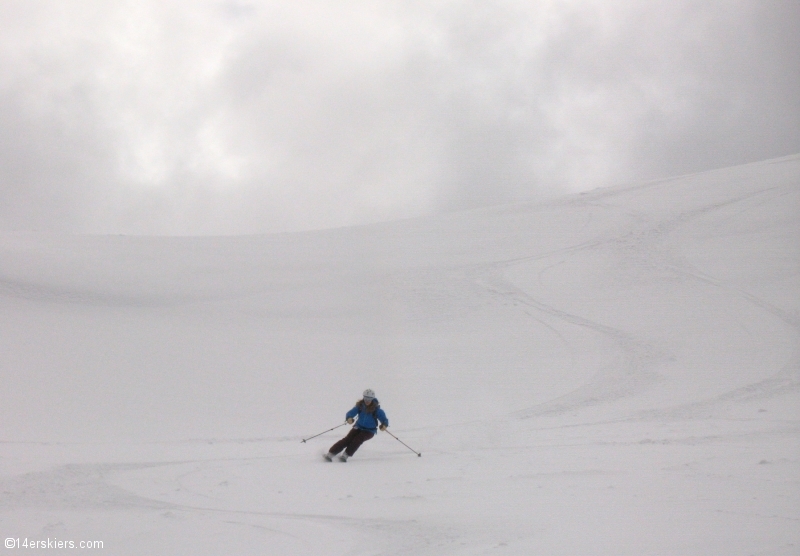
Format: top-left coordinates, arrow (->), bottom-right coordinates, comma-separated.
1,155 -> 799,555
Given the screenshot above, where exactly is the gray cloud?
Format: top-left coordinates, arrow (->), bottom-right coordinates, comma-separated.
0,0 -> 797,234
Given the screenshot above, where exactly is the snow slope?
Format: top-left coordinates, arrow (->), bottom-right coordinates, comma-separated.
1,155 -> 798,555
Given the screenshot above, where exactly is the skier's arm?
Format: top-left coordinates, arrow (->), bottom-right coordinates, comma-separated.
377,408 -> 389,429
345,406 -> 359,422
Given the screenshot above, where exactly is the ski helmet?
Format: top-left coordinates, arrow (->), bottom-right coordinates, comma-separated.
363,388 -> 376,401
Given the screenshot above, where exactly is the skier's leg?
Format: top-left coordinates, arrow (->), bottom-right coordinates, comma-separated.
329,428 -> 359,455
344,430 -> 375,457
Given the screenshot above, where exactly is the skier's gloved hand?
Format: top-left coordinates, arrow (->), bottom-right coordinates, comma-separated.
347,418 -> 355,424
379,424 -> 387,431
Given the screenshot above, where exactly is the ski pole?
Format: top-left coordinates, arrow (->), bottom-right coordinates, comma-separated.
301,422 -> 348,443
383,428 -> 422,457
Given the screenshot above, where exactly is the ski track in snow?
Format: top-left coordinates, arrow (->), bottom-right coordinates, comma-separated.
1,155 -> 798,555
493,180 -> 800,423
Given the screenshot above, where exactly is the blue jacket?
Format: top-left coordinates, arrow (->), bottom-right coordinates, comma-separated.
346,400 -> 389,434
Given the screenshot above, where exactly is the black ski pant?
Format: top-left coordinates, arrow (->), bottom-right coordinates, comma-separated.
329,428 -> 375,457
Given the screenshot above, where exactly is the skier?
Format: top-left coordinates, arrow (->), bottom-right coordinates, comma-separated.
325,389 -> 389,462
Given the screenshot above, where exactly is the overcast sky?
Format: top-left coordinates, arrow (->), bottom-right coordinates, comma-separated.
1,1 -> 798,235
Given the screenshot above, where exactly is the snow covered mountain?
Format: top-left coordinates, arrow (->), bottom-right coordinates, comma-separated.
1,154 -> 798,554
